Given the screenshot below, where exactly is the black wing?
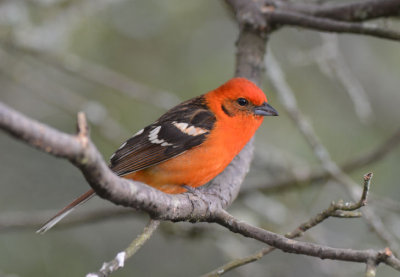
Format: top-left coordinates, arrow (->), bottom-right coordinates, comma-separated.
109,95 -> 216,176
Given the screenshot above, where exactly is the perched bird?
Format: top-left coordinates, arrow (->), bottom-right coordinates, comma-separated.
38,77 -> 278,233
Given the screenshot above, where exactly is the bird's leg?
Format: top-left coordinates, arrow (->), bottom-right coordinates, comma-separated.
182,185 -> 197,194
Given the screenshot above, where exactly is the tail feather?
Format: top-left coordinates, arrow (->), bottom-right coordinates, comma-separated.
37,189 -> 96,234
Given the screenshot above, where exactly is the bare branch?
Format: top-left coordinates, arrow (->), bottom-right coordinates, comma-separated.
203,173 -> 373,276
213,209 -> 400,268
225,0 -> 270,86
272,0 -> 400,22
265,9 -> 400,41
87,219 -> 160,277
226,0 -> 400,41
287,173 -> 372,237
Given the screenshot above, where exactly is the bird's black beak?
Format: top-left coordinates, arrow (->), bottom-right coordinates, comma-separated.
254,102 -> 278,116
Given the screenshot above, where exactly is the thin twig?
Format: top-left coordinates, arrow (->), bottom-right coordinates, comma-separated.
203,173 -> 372,276
87,219 -> 160,277
287,173 -> 372,237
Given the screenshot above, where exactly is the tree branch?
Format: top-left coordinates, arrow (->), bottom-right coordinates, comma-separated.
265,10 -> 400,41
213,209 -> 400,269
203,172 -> 373,276
271,0 -> 400,22
225,0 -> 270,85
228,0 -> 400,41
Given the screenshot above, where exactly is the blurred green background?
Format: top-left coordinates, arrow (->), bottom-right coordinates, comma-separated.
0,0 -> 400,276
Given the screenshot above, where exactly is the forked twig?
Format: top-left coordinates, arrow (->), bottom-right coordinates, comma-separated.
203,173 -> 373,276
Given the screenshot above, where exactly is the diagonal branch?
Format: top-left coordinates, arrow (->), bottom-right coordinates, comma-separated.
271,0 -> 400,22
265,10 -> 400,41
87,219 -> 160,277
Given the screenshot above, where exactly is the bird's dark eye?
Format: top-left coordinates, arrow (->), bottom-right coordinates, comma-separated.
237,98 -> 248,106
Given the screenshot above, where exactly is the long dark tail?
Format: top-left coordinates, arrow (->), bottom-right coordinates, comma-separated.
36,189 -> 96,234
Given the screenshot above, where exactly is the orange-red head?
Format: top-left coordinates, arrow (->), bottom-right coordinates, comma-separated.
205,77 -> 278,121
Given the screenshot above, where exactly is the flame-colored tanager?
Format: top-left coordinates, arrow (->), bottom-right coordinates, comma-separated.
38,77 -> 278,233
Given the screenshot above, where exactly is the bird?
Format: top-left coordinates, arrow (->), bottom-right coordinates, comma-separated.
37,77 -> 278,233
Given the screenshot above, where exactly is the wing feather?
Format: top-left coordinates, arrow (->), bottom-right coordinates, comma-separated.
109,96 -> 216,176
